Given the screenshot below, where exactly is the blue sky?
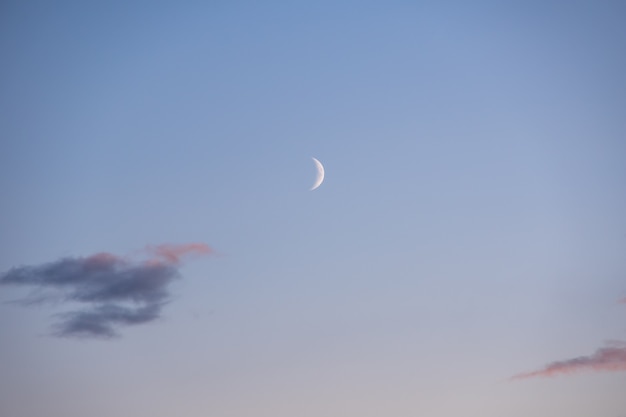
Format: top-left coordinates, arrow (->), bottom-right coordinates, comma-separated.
1,1 -> 626,416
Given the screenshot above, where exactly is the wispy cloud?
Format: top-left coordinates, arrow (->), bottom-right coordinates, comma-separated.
0,243 -> 213,339
511,300 -> 626,380
146,243 -> 212,264
510,343 -> 626,380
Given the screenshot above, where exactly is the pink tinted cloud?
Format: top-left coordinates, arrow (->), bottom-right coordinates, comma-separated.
511,344 -> 626,380
510,298 -> 626,380
146,243 -> 213,265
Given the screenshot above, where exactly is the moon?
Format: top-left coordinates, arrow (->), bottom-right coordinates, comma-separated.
310,157 -> 325,191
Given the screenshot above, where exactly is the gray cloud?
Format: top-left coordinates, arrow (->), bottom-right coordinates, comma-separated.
1,244 -> 212,338
54,303 -> 163,338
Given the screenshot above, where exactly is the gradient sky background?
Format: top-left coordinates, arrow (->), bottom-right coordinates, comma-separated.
1,1 -> 626,416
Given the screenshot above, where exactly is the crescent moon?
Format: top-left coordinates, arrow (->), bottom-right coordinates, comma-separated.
310,157 -> 325,191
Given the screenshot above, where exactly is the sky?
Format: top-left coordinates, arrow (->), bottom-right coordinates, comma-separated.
1,1 -> 626,416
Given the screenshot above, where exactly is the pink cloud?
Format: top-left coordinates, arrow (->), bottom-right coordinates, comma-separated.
86,252 -> 117,263
510,297 -> 626,380
511,344 -> 626,379
146,243 -> 213,265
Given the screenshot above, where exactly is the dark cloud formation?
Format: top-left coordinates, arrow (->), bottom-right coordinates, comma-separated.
1,243 -> 212,338
511,300 -> 626,380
